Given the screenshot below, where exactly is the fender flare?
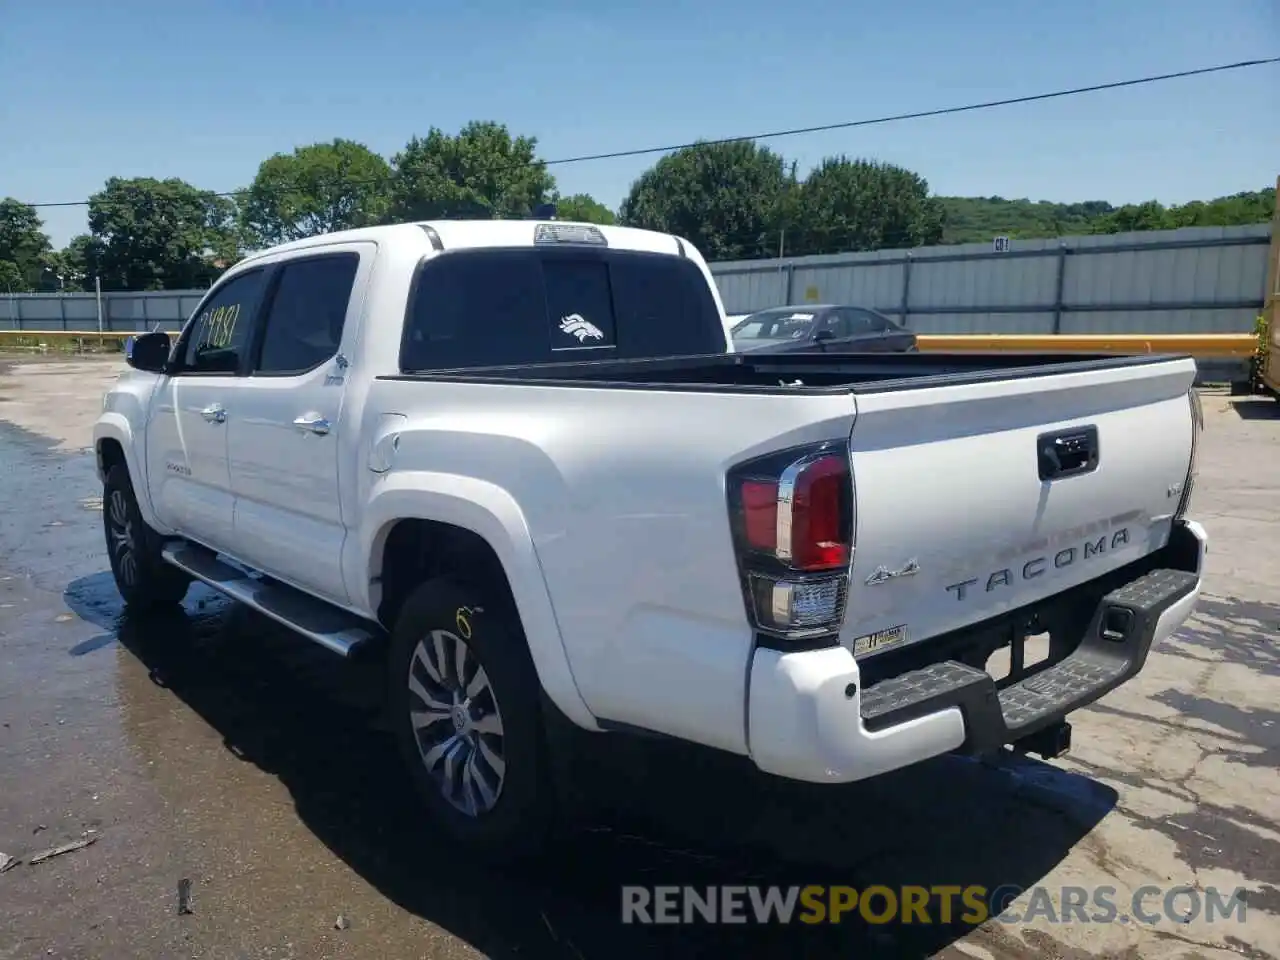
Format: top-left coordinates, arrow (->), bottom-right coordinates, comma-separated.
93,413 -> 168,533
360,472 -> 599,732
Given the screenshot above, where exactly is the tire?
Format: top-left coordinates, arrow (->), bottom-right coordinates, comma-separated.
388,578 -> 554,859
103,463 -> 190,612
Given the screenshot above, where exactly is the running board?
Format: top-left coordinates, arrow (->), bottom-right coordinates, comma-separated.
161,543 -> 377,658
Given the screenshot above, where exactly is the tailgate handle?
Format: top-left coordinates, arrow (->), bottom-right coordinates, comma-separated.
1038,425 -> 1099,481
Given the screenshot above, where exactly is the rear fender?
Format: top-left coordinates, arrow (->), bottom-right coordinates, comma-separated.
358,472 -> 599,732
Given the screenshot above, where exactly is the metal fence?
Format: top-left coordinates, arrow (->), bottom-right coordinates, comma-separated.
711,223 -> 1270,335
0,222 -> 1270,336
0,290 -> 206,334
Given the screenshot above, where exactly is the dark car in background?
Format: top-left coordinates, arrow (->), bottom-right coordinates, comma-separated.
729,304 -> 916,354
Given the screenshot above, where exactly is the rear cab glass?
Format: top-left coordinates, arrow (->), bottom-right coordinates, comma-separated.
400,247 -> 724,371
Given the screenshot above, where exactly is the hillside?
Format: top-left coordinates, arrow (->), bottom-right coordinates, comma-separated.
937,187 -> 1274,245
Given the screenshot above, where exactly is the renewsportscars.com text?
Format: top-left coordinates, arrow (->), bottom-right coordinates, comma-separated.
621,884 -> 1248,926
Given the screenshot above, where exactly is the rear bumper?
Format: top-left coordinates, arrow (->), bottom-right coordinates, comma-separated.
746,518 -> 1206,784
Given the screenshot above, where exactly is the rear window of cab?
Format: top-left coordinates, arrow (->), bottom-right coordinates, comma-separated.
400,247 -> 724,372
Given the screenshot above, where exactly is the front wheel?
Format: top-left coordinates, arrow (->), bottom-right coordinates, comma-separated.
388,578 -> 554,859
103,464 -> 190,612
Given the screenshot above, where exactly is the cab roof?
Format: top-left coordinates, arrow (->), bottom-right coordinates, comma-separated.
237,219 -> 693,265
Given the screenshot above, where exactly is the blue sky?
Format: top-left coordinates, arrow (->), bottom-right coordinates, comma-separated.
2,0 -> 1277,248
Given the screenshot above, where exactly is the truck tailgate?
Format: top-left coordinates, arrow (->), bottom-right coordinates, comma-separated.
840,356 -> 1198,655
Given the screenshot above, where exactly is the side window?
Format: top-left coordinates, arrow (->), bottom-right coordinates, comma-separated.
402,251 -> 545,371
255,254 -> 360,375
846,308 -> 894,334
822,312 -> 853,338
543,259 -> 616,351
180,270 -> 267,374
838,308 -> 882,335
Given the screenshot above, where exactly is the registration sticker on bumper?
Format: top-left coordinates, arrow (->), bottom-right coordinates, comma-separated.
852,624 -> 908,656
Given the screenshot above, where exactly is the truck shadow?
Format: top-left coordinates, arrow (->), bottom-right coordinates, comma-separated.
1228,396 -> 1280,420
65,571 -> 1112,959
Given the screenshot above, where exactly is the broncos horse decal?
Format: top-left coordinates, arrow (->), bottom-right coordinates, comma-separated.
559,314 -> 605,343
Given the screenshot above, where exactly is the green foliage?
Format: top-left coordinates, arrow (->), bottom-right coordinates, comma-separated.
86,177 -> 241,290
785,157 -> 944,256
44,235 -> 96,291
388,121 -> 555,221
937,188 -> 1274,244
0,198 -> 53,291
241,139 -> 392,247
8,125 -> 1276,290
549,192 -> 615,225
618,141 -> 794,260
1252,313 -> 1271,392
0,259 -> 24,293
938,197 -> 1114,243
1091,188 -> 1276,235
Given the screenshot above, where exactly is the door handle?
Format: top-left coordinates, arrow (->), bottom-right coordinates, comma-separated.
293,414 -> 331,436
1038,425 -> 1099,481
201,403 -> 226,424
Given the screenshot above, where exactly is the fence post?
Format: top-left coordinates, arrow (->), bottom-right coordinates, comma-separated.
784,262 -> 795,304
1051,243 -> 1069,335
59,296 -> 67,331
14,296 -> 22,331
900,252 -> 913,326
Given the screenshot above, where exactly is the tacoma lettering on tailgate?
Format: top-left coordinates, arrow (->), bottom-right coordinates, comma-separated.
945,528 -> 1130,602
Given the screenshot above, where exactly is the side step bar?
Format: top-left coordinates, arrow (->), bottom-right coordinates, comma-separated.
161,543 -> 377,658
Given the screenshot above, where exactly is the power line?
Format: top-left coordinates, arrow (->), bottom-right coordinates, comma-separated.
20,56 -> 1280,210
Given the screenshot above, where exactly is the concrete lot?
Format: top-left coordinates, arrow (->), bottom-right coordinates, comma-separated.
0,357 -> 1276,960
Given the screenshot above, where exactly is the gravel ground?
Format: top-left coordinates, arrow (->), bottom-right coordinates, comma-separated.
0,357 -> 1276,960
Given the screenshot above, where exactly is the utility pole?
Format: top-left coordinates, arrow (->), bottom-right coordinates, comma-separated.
94,275 -> 104,334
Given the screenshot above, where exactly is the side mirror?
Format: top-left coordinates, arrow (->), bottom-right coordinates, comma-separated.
127,331 -> 171,373
812,329 -> 835,343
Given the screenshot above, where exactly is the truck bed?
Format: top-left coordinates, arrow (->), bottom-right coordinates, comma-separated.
386,350 -> 1189,393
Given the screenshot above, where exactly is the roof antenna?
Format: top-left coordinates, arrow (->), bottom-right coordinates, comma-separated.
532,202 -> 557,220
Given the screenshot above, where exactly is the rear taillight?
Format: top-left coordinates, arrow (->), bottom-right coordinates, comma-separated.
727,442 -> 854,643
1175,387 -> 1203,521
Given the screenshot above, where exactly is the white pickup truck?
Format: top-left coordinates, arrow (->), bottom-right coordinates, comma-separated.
94,219 -> 1207,856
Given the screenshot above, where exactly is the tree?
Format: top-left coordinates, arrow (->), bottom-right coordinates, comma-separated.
0,259 -> 23,294
618,141 -> 793,260
86,177 -> 241,290
241,138 -> 392,247
0,198 -> 53,291
786,158 -> 944,256
549,192 -> 615,225
41,234 -> 97,291
388,121 -> 555,222
1090,200 -> 1173,234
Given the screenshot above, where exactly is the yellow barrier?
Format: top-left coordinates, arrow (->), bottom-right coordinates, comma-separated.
0,329 -> 1260,359
915,333 -> 1257,358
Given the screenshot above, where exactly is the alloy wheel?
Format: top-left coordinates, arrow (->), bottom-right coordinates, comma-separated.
407,628 -> 507,816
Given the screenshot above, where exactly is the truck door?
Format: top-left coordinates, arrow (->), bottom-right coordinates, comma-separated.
145,268 -> 269,553
226,245 -> 371,605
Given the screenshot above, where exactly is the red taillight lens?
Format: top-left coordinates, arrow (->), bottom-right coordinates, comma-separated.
788,454 -> 849,571
727,441 -> 854,644
741,480 -> 779,552
731,447 -> 852,571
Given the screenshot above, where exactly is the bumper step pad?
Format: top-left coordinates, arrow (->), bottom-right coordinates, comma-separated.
858,568 -> 1197,751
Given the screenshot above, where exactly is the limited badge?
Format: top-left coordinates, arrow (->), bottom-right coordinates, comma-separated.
852,624 -> 908,656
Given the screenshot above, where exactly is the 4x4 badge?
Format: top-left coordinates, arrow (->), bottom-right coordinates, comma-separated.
865,558 -> 920,585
